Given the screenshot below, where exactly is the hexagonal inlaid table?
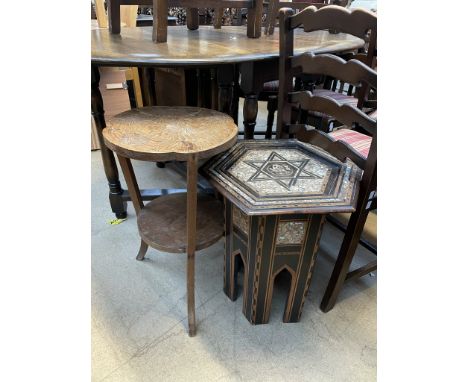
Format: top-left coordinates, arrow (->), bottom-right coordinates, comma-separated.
201,140 -> 362,324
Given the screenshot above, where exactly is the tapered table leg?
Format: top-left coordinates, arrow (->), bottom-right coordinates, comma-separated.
186,154 -> 198,337
91,65 -> 127,218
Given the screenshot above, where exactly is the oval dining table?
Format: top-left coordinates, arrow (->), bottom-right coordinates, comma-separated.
91,25 -> 364,218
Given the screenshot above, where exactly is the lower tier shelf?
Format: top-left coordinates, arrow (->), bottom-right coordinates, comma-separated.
137,192 -> 224,253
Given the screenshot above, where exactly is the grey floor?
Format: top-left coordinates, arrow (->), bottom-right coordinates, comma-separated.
91,102 -> 377,382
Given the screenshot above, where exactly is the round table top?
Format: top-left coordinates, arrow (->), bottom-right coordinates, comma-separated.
91,26 -> 364,67
103,106 -> 239,161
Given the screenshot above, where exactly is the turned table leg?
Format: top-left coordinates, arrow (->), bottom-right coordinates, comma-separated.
240,61 -> 275,139
217,65 -> 235,120
91,65 -> 127,219
243,94 -> 258,139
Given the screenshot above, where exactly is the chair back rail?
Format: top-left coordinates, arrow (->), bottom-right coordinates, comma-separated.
289,126 -> 367,169
288,5 -> 376,40
277,6 -> 376,138
291,53 -> 377,89
288,91 -> 376,136
265,0 -> 352,35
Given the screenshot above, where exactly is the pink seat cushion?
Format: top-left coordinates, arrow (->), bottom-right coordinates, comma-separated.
313,89 -> 359,106
368,109 -> 377,120
310,89 -> 359,118
329,129 -> 372,158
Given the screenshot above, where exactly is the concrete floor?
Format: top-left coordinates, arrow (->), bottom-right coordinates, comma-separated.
91,102 -> 376,382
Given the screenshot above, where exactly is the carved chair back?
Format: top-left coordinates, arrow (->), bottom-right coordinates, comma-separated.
277,4 -> 376,126
277,50 -> 377,170
264,0 -> 351,36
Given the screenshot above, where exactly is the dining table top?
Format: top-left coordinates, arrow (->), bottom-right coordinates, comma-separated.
91,25 -> 364,67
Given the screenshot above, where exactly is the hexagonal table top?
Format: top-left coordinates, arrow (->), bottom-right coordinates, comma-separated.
202,140 -> 362,215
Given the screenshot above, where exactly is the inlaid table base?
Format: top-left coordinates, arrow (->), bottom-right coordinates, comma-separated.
224,200 -> 326,324
202,140 -> 361,324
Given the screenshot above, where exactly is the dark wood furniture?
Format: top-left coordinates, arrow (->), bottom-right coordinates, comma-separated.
202,140 -> 362,324
264,0 -> 327,36
264,1 -> 352,36
92,25 -> 364,218
277,6 -> 377,312
261,3 -> 373,138
106,0 -> 263,42
102,106 -> 238,336
292,5 -> 376,132
261,0 -> 326,138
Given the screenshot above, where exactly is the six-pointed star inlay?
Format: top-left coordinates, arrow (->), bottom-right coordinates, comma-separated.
244,152 -> 322,190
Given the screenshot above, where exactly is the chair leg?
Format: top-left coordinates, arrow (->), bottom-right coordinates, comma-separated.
264,0 -> 279,35
136,240 -> 149,261
213,8 -> 223,29
265,96 -> 277,139
186,8 -> 199,30
107,0 -> 121,34
320,209 -> 370,313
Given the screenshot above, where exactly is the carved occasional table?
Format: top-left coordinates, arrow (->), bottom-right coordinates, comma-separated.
91,25 -> 364,218
102,106 -> 238,336
202,140 -> 362,324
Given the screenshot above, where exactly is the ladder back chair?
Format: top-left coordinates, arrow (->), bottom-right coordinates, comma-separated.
261,3 -> 375,139
264,0 -> 346,36
291,5 -> 376,132
278,6 -> 377,312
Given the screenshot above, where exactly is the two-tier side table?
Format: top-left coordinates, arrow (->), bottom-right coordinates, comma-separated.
202,140 -> 362,324
102,105 -> 238,336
